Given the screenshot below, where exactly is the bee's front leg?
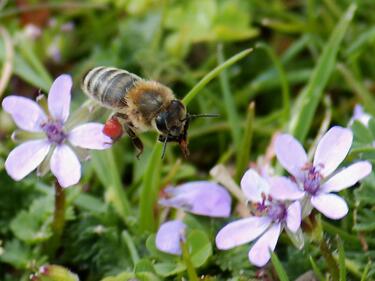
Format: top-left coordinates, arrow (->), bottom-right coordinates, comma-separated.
124,124 -> 144,158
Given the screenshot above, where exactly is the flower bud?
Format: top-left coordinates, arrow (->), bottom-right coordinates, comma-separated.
32,265 -> 79,281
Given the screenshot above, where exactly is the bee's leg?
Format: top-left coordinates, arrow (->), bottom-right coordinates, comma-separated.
123,124 -> 144,159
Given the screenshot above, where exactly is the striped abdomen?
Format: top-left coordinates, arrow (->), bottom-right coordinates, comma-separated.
81,66 -> 141,109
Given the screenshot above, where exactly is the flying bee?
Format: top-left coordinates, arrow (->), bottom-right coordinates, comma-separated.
81,66 -> 217,158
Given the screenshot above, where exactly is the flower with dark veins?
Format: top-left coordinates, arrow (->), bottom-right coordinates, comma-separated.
2,74 -> 112,188
275,126 -> 372,219
216,169 -> 301,267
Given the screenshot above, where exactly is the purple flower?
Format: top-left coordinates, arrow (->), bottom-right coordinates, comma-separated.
159,181 -> 232,217
156,220 -> 186,255
2,74 -> 111,188
216,169 -> 301,267
156,181 -> 231,255
275,126 -> 372,219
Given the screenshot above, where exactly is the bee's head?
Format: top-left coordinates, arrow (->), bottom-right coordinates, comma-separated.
155,100 -> 219,159
155,100 -> 190,158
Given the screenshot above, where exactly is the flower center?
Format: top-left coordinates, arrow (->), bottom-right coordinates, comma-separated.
267,202 -> 287,223
250,193 -> 287,223
41,121 -> 66,145
302,165 -> 323,195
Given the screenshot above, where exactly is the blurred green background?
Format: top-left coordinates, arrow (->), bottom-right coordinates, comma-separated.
1,0 -> 375,280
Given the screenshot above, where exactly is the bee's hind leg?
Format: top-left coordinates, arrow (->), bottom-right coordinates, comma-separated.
124,124 -> 144,159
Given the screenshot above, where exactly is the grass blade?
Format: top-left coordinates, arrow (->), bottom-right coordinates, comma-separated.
256,43 -> 290,126
288,3 -> 357,141
138,143 -> 163,232
309,256 -> 326,281
337,236 -> 346,281
91,150 -> 131,224
337,63 -> 375,115
217,44 -> 241,148
271,251 -> 290,281
182,48 -> 253,106
235,102 -> 255,181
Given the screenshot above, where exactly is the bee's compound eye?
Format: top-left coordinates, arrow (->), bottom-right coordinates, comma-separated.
103,117 -> 123,139
155,113 -> 168,133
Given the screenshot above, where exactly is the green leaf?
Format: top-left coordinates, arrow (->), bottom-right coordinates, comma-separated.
0,239 -> 32,269
101,272 -> 135,281
352,120 -> 374,144
187,230 -> 212,268
337,237 -> 346,281
91,150 -> 131,225
182,48 -> 253,106
288,4 -> 357,141
271,252 -> 290,281
154,262 -> 186,277
138,143 -> 163,232
368,118 -> 375,139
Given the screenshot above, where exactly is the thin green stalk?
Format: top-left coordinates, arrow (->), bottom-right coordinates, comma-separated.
289,4 -> 356,142
138,143 -> 163,232
320,239 -> 339,281
45,180 -> 66,257
271,252 -> 290,281
360,262 -> 371,281
337,237 -> 346,281
256,43 -> 290,126
337,63 -> 375,115
182,48 -> 253,106
122,230 -> 140,266
181,242 -> 199,281
309,256 -> 326,281
217,44 -> 241,148
235,102 -> 255,182
91,150 -> 131,225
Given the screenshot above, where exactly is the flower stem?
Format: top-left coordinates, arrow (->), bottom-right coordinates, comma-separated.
181,242 -> 199,281
319,239 -> 339,281
45,180 -> 66,257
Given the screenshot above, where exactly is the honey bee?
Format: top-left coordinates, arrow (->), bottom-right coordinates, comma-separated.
81,66 -> 216,158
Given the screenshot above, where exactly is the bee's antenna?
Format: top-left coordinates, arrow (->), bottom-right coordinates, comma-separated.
161,137 -> 168,159
186,113 -> 220,121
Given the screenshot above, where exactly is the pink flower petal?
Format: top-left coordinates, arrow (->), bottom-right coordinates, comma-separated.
155,220 -> 186,255
69,123 -> 112,150
5,140 -> 50,180
269,176 -> 305,200
275,134 -> 307,180
216,216 -> 272,250
50,145 -> 81,188
313,127 -> 353,177
240,169 -> 270,202
2,96 -> 47,132
311,193 -> 348,220
286,201 -> 301,233
48,74 -> 72,122
321,161 -> 372,193
159,181 -> 231,217
248,223 -> 281,267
